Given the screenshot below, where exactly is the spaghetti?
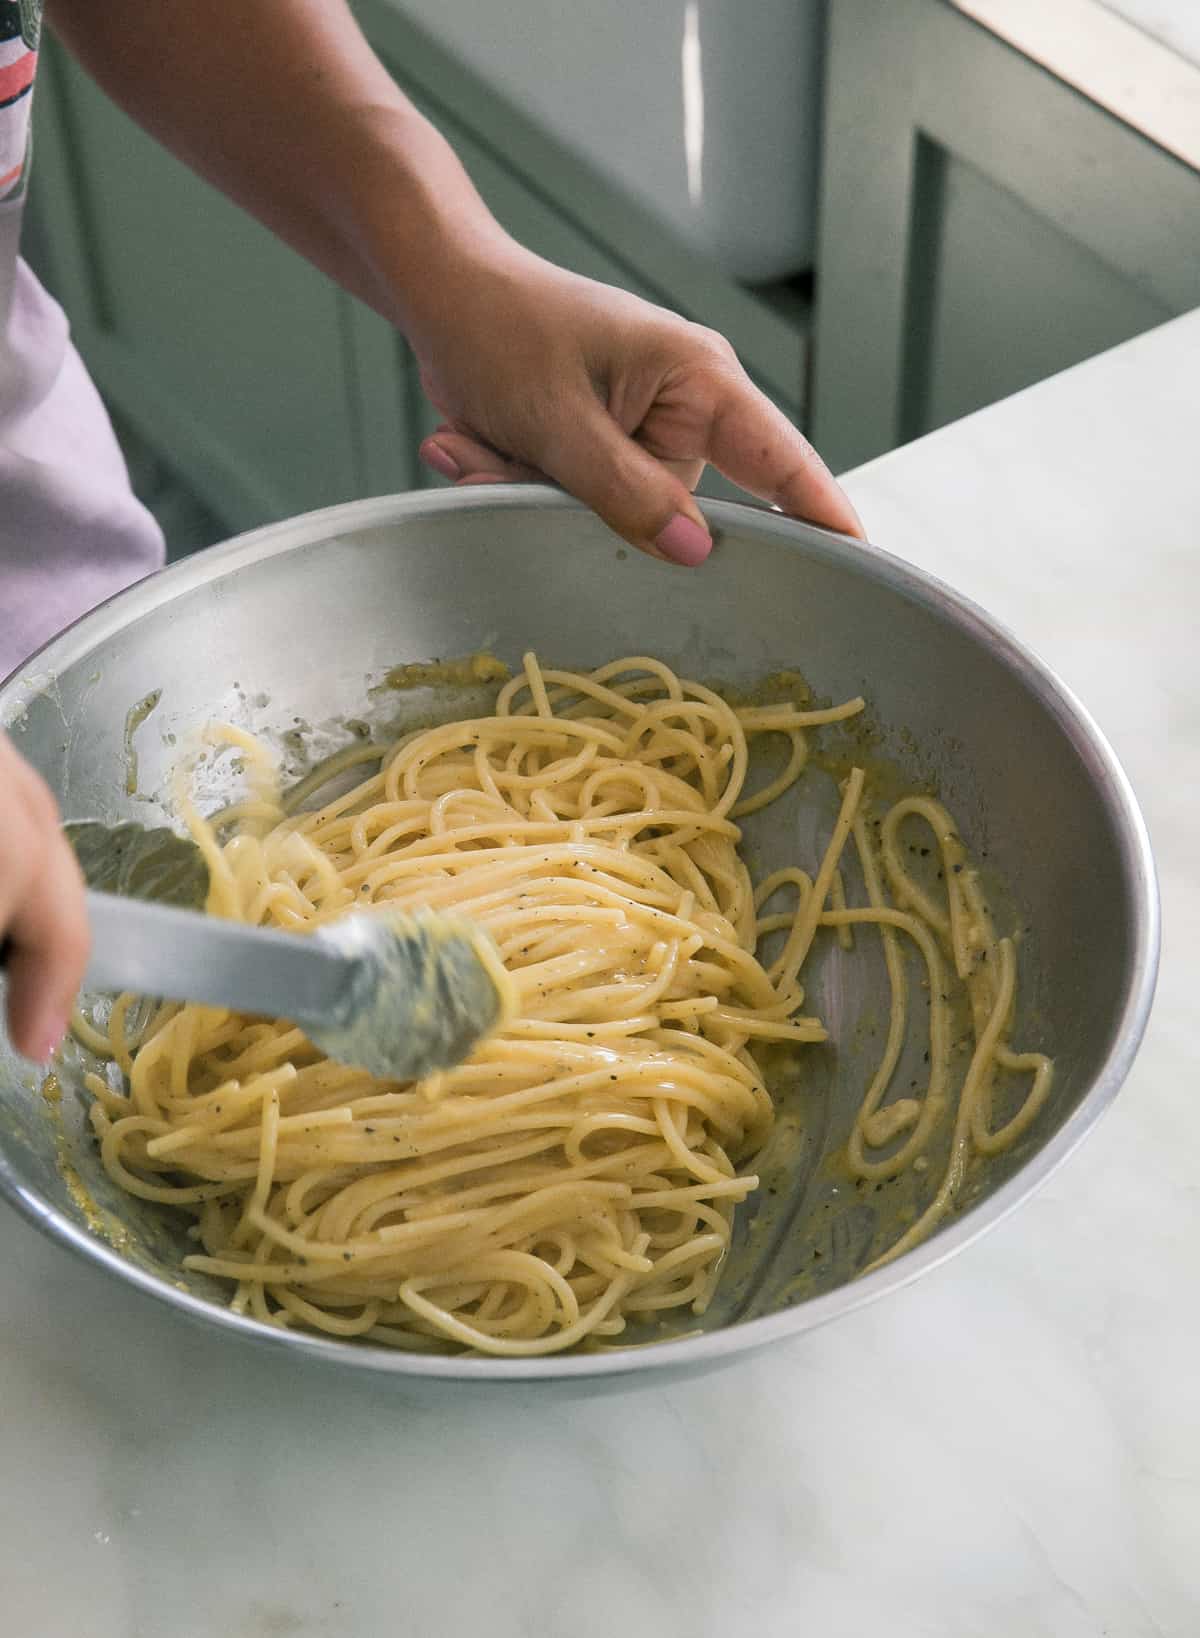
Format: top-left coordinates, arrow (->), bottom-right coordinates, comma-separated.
81,653 -> 1052,1354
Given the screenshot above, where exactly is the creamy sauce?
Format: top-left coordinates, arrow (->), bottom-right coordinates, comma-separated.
383,653 -> 509,691
45,1093 -> 137,1255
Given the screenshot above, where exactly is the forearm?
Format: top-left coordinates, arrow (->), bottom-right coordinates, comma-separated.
47,0 -> 514,340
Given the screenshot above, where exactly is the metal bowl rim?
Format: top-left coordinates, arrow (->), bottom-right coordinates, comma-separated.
0,485 -> 1161,1381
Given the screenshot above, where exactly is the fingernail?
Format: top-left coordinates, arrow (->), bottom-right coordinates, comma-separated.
34,1015 -> 68,1065
421,441 -> 461,482
654,513 -> 711,566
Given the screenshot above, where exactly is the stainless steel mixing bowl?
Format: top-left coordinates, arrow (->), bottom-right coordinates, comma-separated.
0,487 -> 1159,1382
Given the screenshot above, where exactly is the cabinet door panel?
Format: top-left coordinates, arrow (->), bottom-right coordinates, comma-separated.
914,146 -> 1171,440
41,45 -> 362,524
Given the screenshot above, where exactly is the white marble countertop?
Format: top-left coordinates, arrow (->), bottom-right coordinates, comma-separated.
949,0 -> 1200,172
3,311 -> 1198,1637
1101,0 -> 1200,68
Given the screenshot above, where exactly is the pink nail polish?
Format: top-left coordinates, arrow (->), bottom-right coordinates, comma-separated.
654,514 -> 712,567
421,441 -> 461,482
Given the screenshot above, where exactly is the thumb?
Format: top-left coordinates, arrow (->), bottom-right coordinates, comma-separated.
538,406 -> 713,567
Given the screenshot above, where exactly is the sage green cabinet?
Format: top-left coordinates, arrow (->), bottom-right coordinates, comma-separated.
812,0 -> 1200,472
32,43 -> 364,527
914,148 -> 1171,438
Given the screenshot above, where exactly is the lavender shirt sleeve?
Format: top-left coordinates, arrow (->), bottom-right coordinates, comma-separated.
1,214 -> 165,681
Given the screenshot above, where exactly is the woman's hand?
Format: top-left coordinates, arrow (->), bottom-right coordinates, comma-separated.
0,734 -> 89,1061
410,249 -> 864,565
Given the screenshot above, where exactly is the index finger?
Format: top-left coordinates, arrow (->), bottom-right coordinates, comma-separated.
707,380 -> 866,540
